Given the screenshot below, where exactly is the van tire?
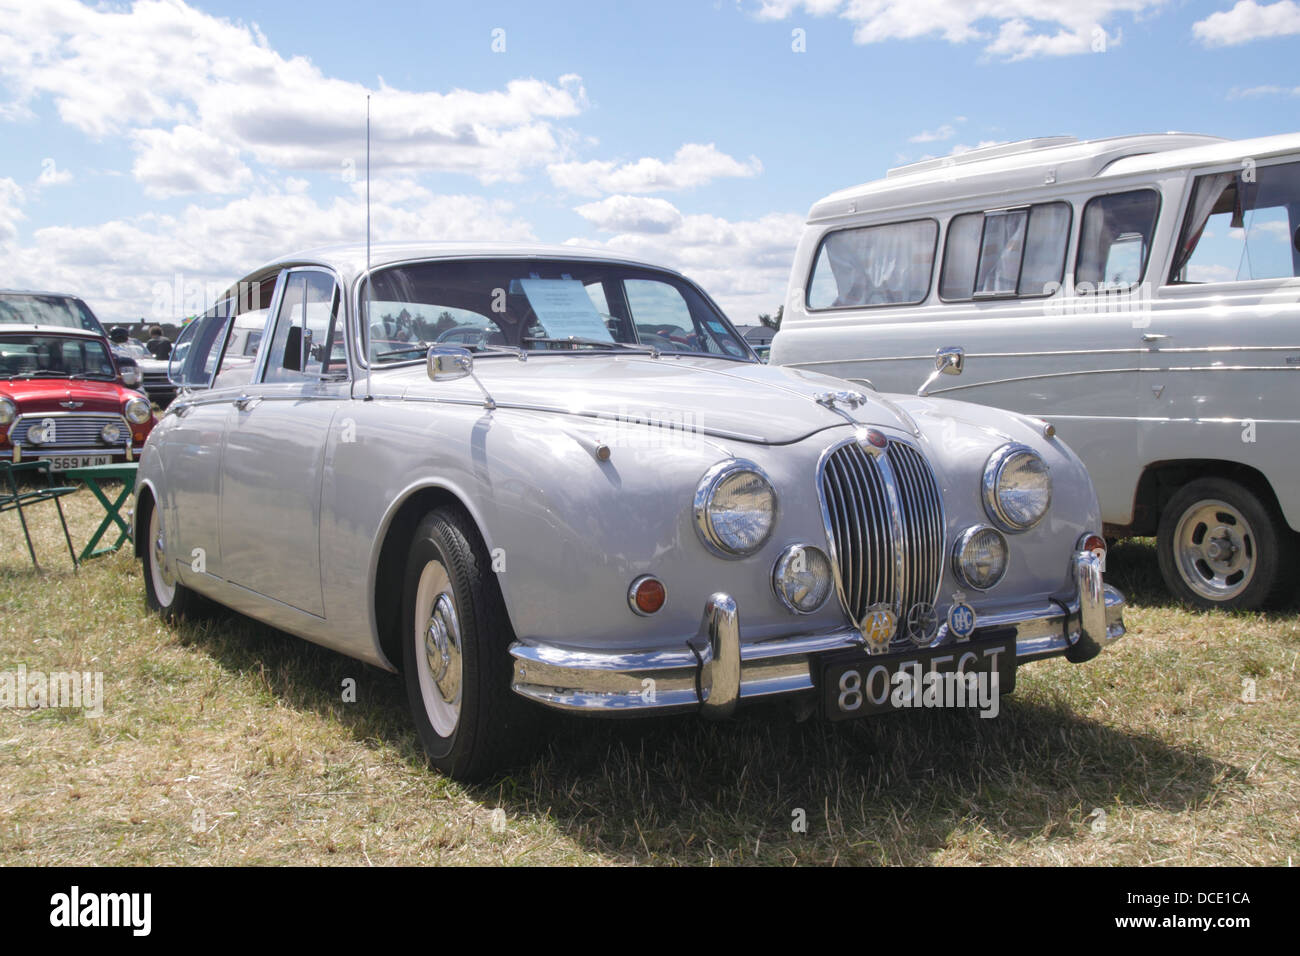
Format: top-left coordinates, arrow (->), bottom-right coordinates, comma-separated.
1156,478 -> 1292,610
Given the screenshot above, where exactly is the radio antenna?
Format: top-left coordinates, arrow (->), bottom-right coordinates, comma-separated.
364,92 -> 373,401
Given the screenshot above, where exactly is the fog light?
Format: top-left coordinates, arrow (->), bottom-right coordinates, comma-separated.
953,525 -> 1008,590
100,422 -> 122,445
628,575 -> 666,616
772,544 -> 833,614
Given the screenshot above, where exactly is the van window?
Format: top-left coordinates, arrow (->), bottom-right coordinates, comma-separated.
1170,160 -> 1300,283
939,202 -> 1070,300
807,219 -> 937,310
1076,189 -> 1160,291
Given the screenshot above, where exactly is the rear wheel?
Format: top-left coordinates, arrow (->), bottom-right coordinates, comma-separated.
1156,477 -> 1292,610
141,497 -> 200,619
401,507 -> 535,781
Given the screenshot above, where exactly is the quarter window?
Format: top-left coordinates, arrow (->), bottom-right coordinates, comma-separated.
1076,189 -> 1160,291
1170,160 -> 1300,283
264,271 -> 345,382
939,202 -> 1071,301
806,219 -> 937,310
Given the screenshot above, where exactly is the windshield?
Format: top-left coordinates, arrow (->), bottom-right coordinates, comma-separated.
359,258 -> 752,366
0,334 -> 117,379
0,294 -> 105,334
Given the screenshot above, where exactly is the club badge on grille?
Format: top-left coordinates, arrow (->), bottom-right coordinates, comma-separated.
859,605 -> 897,654
904,602 -> 939,647
948,595 -> 977,642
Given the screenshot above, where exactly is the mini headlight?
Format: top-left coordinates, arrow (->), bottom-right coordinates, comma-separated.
0,396 -> 15,426
983,443 -> 1051,532
124,396 -> 152,425
100,422 -> 122,445
694,460 -> 777,558
772,544 -> 833,614
953,525 -> 1008,590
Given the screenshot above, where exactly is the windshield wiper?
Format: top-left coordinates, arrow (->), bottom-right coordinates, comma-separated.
522,336 -> 660,358
375,343 -> 429,360
71,371 -> 115,380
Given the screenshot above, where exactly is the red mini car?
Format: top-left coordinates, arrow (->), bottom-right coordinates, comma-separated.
0,323 -> 155,470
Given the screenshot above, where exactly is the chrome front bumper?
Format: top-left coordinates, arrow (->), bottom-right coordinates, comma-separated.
508,551 -> 1125,716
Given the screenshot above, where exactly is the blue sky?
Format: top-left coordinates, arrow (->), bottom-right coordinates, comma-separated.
1,0 -> 1298,323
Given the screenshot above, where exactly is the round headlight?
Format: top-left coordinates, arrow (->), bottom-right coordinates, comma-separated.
772,544 -> 833,614
694,460 -> 777,558
100,422 -> 122,445
953,525 -> 1009,590
124,396 -> 152,425
983,444 -> 1051,532
0,396 -> 15,426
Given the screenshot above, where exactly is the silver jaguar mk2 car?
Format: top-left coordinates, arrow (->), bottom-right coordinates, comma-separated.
135,242 -> 1126,780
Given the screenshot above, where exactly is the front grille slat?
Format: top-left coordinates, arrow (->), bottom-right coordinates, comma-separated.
13,413 -> 126,451
819,439 -> 945,647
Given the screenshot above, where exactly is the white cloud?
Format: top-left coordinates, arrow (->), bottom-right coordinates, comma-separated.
131,125 -> 252,198
0,183 -> 535,322
909,122 -> 958,143
0,177 -> 25,246
548,143 -> 761,197
575,195 -> 685,233
1193,1 -> 1300,46
1228,83 -> 1300,96
745,0 -> 1166,59
0,0 -> 588,193
566,200 -> 805,321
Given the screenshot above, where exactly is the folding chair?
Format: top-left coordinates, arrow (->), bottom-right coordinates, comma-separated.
0,460 -> 79,571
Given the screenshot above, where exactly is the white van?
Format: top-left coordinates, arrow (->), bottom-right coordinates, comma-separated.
772,132 -> 1300,610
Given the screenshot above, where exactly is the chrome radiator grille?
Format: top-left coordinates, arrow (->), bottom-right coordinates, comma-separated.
12,413 -> 124,450
818,439 -> 945,646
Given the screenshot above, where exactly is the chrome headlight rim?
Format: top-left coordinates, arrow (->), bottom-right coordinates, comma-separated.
0,396 -> 15,427
952,524 -> 1009,591
693,459 -> 778,559
124,396 -> 152,425
982,442 -> 1052,533
771,543 -> 833,615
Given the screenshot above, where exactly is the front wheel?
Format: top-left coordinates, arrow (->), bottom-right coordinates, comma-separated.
1156,477 -> 1293,610
401,507 -> 535,781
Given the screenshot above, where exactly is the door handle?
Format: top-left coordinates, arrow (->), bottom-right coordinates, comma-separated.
1141,332 -> 1170,343
232,394 -> 262,411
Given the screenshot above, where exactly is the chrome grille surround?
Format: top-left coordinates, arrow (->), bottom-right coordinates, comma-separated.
11,411 -> 129,451
816,437 -> 946,649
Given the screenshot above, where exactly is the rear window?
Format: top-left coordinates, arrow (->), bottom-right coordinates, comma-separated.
806,219 -> 938,310
939,202 -> 1071,300
0,294 -> 104,334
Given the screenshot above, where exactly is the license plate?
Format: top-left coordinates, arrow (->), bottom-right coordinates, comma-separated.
41,455 -> 112,471
821,633 -> 1016,721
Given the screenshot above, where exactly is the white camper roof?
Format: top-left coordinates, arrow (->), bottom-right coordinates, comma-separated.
807,132 -> 1226,223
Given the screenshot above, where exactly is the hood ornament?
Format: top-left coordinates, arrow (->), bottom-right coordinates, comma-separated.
815,390 -> 867,410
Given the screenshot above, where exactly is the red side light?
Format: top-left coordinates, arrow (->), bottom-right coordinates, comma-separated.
628,575 -> 666,616
1079,533 -> 1107,564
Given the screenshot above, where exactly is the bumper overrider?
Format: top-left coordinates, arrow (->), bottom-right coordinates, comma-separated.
509,551 -> 1125,716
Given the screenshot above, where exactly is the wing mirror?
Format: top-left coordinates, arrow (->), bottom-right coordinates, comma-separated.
917,346 -> 964,396
426,345 -> 473,381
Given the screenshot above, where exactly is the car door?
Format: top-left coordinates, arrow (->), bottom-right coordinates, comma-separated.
218,267 -> 350,618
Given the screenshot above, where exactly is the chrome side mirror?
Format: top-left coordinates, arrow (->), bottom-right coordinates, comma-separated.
426,345 -> 473,382
917,346 -> 964,396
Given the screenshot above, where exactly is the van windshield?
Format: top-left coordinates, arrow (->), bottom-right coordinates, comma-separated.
0,294 -> 104,334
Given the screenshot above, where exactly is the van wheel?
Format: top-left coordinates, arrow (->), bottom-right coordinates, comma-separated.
142,498 -> 200,620
401,507 -> 534,781
1156,478 -> 1292,610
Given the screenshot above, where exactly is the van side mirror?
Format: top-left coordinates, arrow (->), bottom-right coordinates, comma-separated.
917,346 -> 964,396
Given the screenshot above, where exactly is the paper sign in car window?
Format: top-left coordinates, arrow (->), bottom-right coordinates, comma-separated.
520,279 -> 614,343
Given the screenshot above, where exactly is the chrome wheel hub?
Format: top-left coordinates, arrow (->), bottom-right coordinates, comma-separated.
424,593 -> 462,705
1174,500 -> 1256,601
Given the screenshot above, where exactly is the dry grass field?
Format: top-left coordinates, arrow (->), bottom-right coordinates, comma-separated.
2,482 -> 1297,866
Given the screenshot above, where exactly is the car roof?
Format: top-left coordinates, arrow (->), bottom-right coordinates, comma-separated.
806,132 -> 1229,222
222,241 -> 687,301
0,323 -> 105,339
0,289 -> 88,300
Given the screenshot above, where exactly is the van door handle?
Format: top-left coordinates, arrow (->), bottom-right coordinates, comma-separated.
233,394 -> 262,411
1141,332 -> 1170,343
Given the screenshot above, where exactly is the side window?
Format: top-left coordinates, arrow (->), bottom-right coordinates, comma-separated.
264,271 -> 344,383
1076,189 -> 1160,292
1170,160 -> 1300,283
807,219 -> 938,309
939,202 -> 1071,301
623,278 -> 747,357
169,302 -> 232,389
